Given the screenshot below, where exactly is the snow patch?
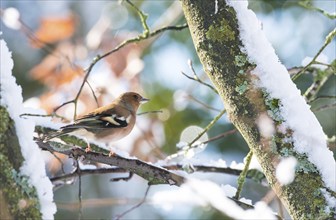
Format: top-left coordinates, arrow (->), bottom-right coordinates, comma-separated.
276,157 -> 297,185
152,179 -> 276,219
301,53 -> 329,70
320,188 -> 336,211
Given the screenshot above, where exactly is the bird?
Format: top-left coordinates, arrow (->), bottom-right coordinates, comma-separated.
45,92 -> 149,154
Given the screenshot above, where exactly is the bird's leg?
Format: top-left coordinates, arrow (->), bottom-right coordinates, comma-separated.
108,145 -> 115,157
84,138 -> 92,153
108,149 -> 115,157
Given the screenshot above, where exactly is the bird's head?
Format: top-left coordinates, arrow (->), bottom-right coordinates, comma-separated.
119,92 -> 149,112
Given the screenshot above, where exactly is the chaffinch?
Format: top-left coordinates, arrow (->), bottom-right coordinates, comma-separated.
46,92 -> 149,150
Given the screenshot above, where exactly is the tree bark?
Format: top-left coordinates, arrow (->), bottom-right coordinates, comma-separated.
0,106 -> 41,219
181,0 -> 335,219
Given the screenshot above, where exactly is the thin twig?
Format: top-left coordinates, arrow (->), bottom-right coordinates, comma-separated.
312,103 -> 336,112
54,21 -> 187,118
166,112 -> 229,162
181,59 -> 218,94
114,185 -> 151,220
7,10 -> 72,60
309,95 -> 336,103
202,129 -> 237,144
164,164 -> 243,176
135,124 -> 166,160
261,190 -> 276,204
50,167 -> 127,182
234,150 -> 253,200
56,197 -> 142,210
20,112 -> 66,120
125,0 -> 150,37
50,152 -> 66,174
313,61 -> 331,67
50,162 -> 258,185
187,94 -> 221,112
5,10 -> 85,86
110,172 -> 134,182
76,160 -> 83,220
137,110 -> 163,116
304,73 -> 332,102
54,100 -> 75,113
85,80 -> 99,108
148,23 -> 187,36
189,108 -> 226,146
277,197 -> 284,219
298,1 -> 336,19
292,28 -> 336,81
166,109 -> 226,161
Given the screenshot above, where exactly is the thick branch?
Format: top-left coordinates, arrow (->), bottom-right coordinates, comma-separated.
35,139 -> 185,186
0,107 -> 41,219
181,0 -> 334,219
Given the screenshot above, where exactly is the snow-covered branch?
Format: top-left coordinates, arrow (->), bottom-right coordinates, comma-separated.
35,138 -> 185,186
0,39 -> 56,219
181,0 -> 336,218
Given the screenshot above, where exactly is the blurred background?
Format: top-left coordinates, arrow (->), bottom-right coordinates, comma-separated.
1,0 -> 335,219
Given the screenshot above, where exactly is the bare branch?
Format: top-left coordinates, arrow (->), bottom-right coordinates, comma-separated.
137,110 -> 163,116
85,80 -> 99,108
309,95 -> 336,103
114,185 -> 151,220
234,150 -> 253,200
50,167 -> 127,182
20,112 -> 66,120
189,108 -> 226,146
292,28 -> 335,81
298,1 -> 336,19
166,109 -> 227,161
203,129 -> 237,144
181,59 -> 218,94
35,138 -> 185,186
312,103 -> 336,112
49,162 -> 265,185
53,1 -> 188,118
187,94 -> 221,112
110,172 -> 134,182
125,0 -> 150,37
76,160 -> 83,220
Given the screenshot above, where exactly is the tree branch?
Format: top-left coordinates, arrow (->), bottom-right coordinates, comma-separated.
181,0 -> 335,218
53,0 -> 188,119
35,139 -> 185,186
292,28 -> 336,81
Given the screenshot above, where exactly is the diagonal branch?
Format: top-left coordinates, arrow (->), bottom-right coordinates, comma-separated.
181,59 -> 218,94
50,162 -> 265,184
114,185 -> 151,220
292,28 -> 336,81
53,0 -> 188,119
35,139 -> 185,186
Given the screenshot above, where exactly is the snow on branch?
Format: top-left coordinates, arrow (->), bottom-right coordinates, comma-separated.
227,0 -> 335,192
0,39 -> 56,219
34,134 -> 186,186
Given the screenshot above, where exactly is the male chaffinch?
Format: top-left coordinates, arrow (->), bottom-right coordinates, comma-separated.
46,92 -> 149,152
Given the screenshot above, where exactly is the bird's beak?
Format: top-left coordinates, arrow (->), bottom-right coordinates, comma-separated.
140,97 -> 150,103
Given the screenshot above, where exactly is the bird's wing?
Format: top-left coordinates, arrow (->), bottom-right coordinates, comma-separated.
61,108 -> 131,132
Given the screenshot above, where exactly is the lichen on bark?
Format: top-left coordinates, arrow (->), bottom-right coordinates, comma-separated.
0,106 -> 42,219
181,0 -> 335,219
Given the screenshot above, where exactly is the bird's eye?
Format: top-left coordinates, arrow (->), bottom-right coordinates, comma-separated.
133,94 -> 138,100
